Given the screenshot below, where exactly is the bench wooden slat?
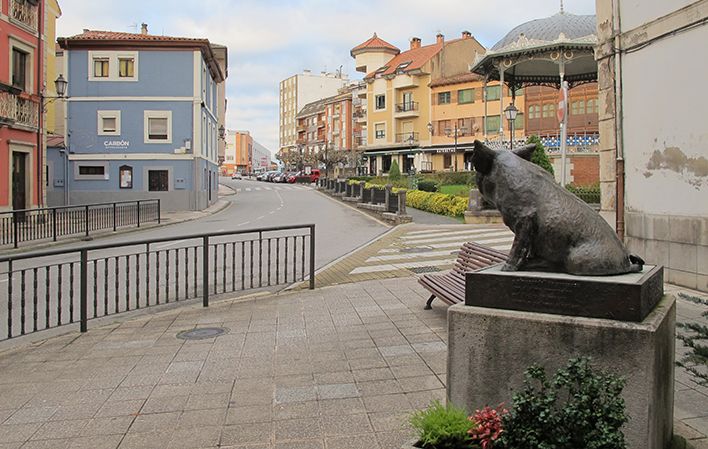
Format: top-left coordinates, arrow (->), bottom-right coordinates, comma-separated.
419,241 -> 508,309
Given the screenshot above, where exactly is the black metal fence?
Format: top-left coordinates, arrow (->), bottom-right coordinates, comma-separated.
0,200 -> 160,248
0,224 -> 315,341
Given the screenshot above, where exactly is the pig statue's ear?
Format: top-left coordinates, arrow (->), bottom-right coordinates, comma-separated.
513,143 -> 536,161
472,140 -> 496,174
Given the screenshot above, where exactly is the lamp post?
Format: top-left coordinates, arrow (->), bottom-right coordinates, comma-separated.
504,103 -> 518,149
445,123 -> 464,172
43,75 -> 69,205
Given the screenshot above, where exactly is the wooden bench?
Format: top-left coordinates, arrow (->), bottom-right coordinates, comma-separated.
419,242 -> 508,309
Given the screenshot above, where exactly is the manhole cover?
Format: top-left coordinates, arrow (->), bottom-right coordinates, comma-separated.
176,327 -> 229,340
408,266 -> 442,274
400,247 -> 433,253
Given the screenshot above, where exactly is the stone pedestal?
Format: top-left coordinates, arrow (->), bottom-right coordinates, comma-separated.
447,291 -> 675,449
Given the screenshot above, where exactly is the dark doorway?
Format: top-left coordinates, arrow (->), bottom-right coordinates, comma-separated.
12,152 -> 27,215
464,151 -> 474,171
382,155 -> 392,173
403,155 -> 414,174
369,157 -> 377,176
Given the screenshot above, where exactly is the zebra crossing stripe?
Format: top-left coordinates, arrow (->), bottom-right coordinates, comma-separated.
400,228 -> 506,241
400,230 -> 513,246
350,257 -> 457,275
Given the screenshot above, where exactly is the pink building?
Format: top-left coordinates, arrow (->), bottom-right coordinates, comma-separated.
1,0 -> 45,211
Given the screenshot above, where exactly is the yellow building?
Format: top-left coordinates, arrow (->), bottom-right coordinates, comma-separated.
45,0 -> 62,136
428,74 -> 525,171
351,32 -> 487,174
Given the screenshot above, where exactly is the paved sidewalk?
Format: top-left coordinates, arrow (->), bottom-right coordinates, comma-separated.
0,277 -> 705,448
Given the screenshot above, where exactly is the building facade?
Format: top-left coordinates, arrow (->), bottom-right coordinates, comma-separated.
52,27 -> 226,211
352,32 -> 487,175
278,70 -> 348,155
429,73 -> 523,172
596,0 -> 707,291
223,130 -> 270,175
1,0 -> 61,212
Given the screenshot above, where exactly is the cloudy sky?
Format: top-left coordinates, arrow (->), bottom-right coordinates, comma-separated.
56,0 -> 596,154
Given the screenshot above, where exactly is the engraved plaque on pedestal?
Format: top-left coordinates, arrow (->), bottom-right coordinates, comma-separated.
465,264 -> 663,322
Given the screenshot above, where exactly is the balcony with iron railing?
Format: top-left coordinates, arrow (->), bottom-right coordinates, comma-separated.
0,91 -> 39,129
395,132 -> 419,144
10,0 -> 38,31
394,101 -> 419,117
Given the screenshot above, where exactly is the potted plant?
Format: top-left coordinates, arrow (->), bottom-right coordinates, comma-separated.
405,400 -> 477,449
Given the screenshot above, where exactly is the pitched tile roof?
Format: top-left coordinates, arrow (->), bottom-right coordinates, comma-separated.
57,30 -> 225,82
351,33 -> 400,57
429,72 -> 485,88
365,41 -> 443,79
61,29 -> 209,44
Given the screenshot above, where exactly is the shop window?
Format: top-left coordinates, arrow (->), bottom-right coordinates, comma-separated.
444,153 -> 452,168
148,170 -> 169,191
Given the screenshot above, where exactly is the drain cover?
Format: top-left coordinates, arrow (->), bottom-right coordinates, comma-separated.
400,247 -> 433,253
176,327 -> 229,340
408,266 -> 442,274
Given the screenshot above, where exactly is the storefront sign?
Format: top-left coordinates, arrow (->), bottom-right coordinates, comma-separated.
104,140 -> 130,150
435,148 -> 456,154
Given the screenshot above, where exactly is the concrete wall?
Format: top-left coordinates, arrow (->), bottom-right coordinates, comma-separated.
598,0 -> 708,291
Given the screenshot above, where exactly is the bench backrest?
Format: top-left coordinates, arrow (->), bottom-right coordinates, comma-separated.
452,242 -> 508,277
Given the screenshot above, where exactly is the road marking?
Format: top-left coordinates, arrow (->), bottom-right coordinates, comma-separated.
245,188 -> 252,192
400,228 -> 507,241
350,257 -> 457,275
237,221 -> 251,226
401,230 -> 513,245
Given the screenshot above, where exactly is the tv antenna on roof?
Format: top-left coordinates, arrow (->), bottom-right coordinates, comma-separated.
128,23 -> 138,33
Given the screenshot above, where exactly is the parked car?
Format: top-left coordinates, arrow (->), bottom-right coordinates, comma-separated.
266,171 -> 281,182
289,169 -> 320,184
231,172 -> 242,180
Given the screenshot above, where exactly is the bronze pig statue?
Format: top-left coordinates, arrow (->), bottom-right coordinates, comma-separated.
472,140 -> 643,275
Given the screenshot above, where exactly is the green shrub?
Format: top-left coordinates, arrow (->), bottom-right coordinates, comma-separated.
389,160 -> 401,181
409,400 -> 474,449
526,135 -> 554,176
566,183 -> 600,204
407,190 -> 468,217
438,184 -> 470,197
417,179 -> 438,192
498,357 -> 627,449
421,172 -> 476,186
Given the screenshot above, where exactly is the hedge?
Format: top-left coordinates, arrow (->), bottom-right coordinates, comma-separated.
407,190 -> 468,217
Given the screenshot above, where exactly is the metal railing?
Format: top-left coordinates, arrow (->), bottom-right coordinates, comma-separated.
0,224 -> 315,341
0,200 -> 161,248
395,132 -> 419,143
395,101 -> 418,113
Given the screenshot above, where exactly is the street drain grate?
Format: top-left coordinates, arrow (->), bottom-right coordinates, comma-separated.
176,327 -> 229,340
408,266 -> 442,274
400,247 -> 434,253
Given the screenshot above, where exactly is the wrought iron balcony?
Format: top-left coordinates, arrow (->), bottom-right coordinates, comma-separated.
395,132 -> 419,144
10,0 -> 38,31
395,101 -> 418,113
0,90 -> 39,129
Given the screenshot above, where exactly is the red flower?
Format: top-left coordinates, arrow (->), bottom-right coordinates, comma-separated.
468,404 -> 507,449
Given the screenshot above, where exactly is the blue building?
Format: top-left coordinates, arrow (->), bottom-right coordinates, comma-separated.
49,27 -> 227,211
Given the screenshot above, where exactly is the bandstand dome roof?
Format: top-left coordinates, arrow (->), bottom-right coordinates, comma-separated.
471,10 -> 598,88
491,12 -> 596,51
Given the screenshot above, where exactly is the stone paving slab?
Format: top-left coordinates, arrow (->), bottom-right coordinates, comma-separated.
0,278 -> 705,448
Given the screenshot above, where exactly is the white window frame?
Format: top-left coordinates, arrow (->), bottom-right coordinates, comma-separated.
144,110 -> 172,144
374,122 -> 386,140
74,162 -> 109,181
97,110 -> 121,136
9,38 -> 35,94
88,51 -> 139,81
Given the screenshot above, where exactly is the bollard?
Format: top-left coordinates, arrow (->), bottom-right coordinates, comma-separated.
359,181 -> 366,202
398,189 -> 407,215
384,184 -> 392,211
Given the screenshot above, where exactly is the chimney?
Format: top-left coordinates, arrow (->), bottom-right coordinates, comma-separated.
140,23 -> 148,35
410,37 -> 421,50
436,33 -> 444,44
461,31 -> 472,39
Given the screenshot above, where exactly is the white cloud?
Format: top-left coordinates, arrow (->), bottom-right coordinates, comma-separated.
56,0 -> 596,155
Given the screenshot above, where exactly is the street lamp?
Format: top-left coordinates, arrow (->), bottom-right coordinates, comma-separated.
445,123 -> 465,172
218,125 -> 225,140
504,103 -> 518,149
427,122 -> 434,136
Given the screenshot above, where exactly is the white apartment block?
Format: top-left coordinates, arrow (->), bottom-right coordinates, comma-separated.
279,70 -> 348,152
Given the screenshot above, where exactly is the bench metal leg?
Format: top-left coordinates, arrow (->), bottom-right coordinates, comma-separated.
424,295 -> 435,310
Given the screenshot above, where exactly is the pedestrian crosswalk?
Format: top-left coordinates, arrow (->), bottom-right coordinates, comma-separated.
235,185 -> 313,193
348,225 -> 514,276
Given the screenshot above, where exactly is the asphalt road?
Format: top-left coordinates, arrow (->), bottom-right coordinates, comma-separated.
0,177 -> 389,340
